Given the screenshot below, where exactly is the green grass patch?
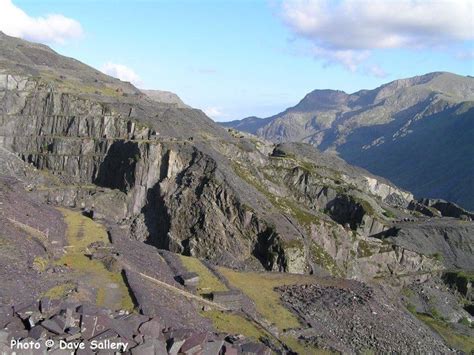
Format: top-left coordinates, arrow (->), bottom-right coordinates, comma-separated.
56,208 -> 134,311
401,287 -> 414,298
443,270 -> 474,296
33,256 -> 49,272
353,197 -> 376,217
406,303 -> 416,314
232,162 -> 319,230
416,313 -> 474,353
179,255 -> 228,296
431,252 -> 444,262
44,283 -> 75,300
281,335 -> 333,355
218,268 -> 320,331
310,243 -> 344,277
357,240 -> 375,258
38,71 -> 124,98
382,209 -> 396,219
202,311 -> 267,341
458,317 -> 471,327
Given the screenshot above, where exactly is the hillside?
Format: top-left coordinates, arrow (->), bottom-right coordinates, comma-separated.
141,89 -> 190,108
0,33 -> 473,353
223,72 -> 474,210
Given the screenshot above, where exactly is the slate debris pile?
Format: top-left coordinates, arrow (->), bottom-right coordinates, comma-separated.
0,299 -> 271,354
277,283 -> 451,353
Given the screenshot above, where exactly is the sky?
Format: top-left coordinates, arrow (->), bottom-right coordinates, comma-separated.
1,0 -> 473,121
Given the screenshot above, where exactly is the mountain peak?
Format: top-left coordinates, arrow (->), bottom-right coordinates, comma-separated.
296,89 -> 349,111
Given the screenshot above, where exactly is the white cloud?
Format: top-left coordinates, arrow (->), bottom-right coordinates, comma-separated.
311,45 -> 370,72
203,106 -> 226,120
0,0 -> 83,44
366,65 -> 389,79
456,49 -> 474,60
101,62 -> 142,87
281,0 -> 474,71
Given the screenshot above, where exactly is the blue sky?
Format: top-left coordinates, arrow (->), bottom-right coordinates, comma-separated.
2,0 -> 474,121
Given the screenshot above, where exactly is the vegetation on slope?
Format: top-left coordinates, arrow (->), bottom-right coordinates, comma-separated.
52,208 -> 134,311
416,314 -> 474,353
179,255 -> 228,296
219,268 -> 319,330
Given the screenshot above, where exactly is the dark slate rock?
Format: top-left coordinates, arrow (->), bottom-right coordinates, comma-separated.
164,328 -> 194,341
80,314 -> 111,340
177,272 -> 200,287
167,338 -> 186,355
107,318 -> 137,341
28,325 -> 48,340
0,306 -> 14,328
89,329 -> 118,342
138,318 -> 163,339
130,339 -> 166,355
4,316 -> 26,333
240,342 -> 271,355
153,339 -> 168,355
41,319 -> 65,335
203,340 -> 224,355
114,313 -> 149,334
15,302 -> 39,321
75,341 -> 94,355
131,341 -> 154,355
27,312 -> 43,329
222,344 -> 239,355
0,330 -> 9,345
40,297 -> 62,315
180,332 -> 208,354
66,326 -> 81,335
51,315 -> 67,331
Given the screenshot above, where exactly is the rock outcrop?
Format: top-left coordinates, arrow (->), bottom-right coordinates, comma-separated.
223,72 -> 474,211
0,33 -> 472,280
1,32 -> 474,354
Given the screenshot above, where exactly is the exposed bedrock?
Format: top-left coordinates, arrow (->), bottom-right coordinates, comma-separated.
0,80 -> 292,271
376,220 -> 474,270
2,74 -> 471,279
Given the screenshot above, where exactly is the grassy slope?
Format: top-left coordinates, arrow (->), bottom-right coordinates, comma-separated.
180,255 -> 334,352
218,268 -> 320,331
179,255 -> 228,295
52,208 -> 134,311
178,255 -> 269,341
416,314 -> 474,353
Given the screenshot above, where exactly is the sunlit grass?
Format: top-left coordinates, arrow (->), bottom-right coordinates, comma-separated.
44,283 -> 75,300
416,314 -> 474,353
55,208 -> 134,311
179,255 -> 228,295
218,268 -> 321,330
281,335 -> 333,355
203,310 -> 268,341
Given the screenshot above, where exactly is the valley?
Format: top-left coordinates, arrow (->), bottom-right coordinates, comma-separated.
223,73 -> 474,210
0,32 -> 472,354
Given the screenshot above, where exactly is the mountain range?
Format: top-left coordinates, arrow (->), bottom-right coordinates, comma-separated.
223,72 -> 474,210
0,32 -> 473,353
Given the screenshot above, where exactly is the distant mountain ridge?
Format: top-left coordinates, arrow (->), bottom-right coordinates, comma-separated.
222,72 -> 474,210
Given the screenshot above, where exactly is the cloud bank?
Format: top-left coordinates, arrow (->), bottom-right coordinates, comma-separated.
0,0 -> 83,44
281,0 -> 474,72
204,106 -> 227,120
101,62 -> 143,87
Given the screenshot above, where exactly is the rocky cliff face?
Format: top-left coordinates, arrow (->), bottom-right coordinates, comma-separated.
0,33 -> 472,283
223,72 -> 474,210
